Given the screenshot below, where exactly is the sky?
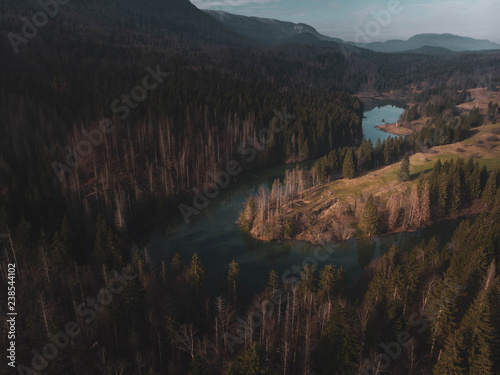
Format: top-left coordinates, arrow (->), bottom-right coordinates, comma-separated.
190,0 -> 500,44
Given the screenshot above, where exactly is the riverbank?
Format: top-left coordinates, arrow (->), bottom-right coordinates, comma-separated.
376,123 -> 413,136
241,121 -> 500,245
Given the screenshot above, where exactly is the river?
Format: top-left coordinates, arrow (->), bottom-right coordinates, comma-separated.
143,104 -> 459,297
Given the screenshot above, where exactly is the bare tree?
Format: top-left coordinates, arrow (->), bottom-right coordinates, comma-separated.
176,324 -> 198,359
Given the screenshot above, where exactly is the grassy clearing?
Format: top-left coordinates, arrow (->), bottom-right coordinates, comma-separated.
298,122 -> 500,210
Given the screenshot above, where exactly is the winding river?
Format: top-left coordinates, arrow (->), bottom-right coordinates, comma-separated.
143,105 -> 461,297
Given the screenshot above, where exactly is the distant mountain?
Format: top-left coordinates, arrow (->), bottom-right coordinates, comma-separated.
205,10 -> 344,46
350,33 -> 500,52
398,46 -> 458,56
271,32 -> 361,57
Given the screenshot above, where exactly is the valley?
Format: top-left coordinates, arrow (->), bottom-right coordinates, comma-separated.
0,1 -> 499,374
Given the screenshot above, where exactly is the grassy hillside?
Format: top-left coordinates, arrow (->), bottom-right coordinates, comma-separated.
276,121 -> 499,244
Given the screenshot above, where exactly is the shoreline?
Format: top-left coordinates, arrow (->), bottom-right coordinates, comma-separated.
376,123 -> 413,136
243,200 -> 486,246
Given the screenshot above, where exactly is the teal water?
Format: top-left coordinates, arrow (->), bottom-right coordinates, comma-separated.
362,105 -> 405,143
144,104 -> 457,297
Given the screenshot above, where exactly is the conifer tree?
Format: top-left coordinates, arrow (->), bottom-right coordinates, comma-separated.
50,232 -> 71,272
240,197 -> 255,232
318,264 -> 336,300
469,162 -> 483,200
189,252 -> 205,291
383,141 -> 391,165
398,152 -> 410,182
437,174 -> 449,217
266,269 -> 279,296
426,277 -> 460,357
171,253 -> 184,277
319,305 -> 360,374
299,263 -> 317,294
359,194 -> 378,236
227,259 -> 240,296
342,149 -> 356,179
459,264 -> 496,374
228,344 -> 268,375
450,171 -> 463,214
358,139 -> 374,170
433,330 -> 465,375
482,169 -> 498,207
319,264 -> 346,300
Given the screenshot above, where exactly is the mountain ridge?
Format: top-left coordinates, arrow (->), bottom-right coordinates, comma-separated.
205,10 -> 344,46
202,9 -> 500,53
350,33 -> 500,52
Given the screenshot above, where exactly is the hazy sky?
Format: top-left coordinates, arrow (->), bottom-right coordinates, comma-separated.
191,0 -> 500,43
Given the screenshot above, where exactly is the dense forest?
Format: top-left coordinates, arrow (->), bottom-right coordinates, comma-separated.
0,0 -> 499,374
1,182 -> 499,374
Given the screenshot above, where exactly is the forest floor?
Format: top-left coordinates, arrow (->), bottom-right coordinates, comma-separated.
275,121 -> 500,244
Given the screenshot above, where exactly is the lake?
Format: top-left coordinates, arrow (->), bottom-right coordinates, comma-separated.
143,104 -> 452,298
362,104 -> 405,143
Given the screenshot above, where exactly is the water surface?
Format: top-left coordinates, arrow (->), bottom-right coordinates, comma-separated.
362,105 -> 405,143
144,104 -> 457,297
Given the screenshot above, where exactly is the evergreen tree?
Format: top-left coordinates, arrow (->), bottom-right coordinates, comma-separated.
426,277 -> 460,358
240,197 -> 255,232
188,252 -> 205,291
266,269 -> 279,296
398,152 -> 410,182
358,139 -> 374,170
299,263 -> 317,294
342,149 -> 356,179
459,266 -> 497,374
433,330 -> 465,375
106,230 -> 123,268
482,169 -> 498,207
437,174 -> 450,217
228,344 -> 268,375
319,305 -> 360,374
227,259 -> 240,296
359,194 -> 378,236
50,232 -> 71,272
318,264 -> 336,300
469,162 -> 483,200
383,141 -> 391,165
450,170 -> 463,214
319,264 -> 346,300
432,158 -> 443,177
171,253 -> 184,277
